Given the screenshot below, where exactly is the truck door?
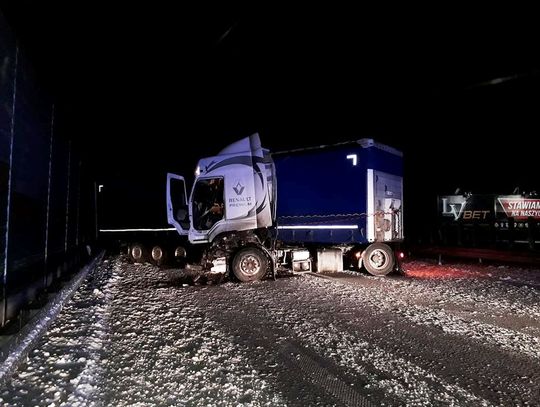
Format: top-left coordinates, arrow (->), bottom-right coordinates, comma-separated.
166,173 -> 189,236
189,176 -> 227,243
367,169 -> 404,242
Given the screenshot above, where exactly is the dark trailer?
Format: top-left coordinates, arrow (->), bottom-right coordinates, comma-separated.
273,139 -> 404,245
0,10 -> 96,329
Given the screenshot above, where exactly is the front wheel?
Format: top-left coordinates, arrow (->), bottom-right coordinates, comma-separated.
232,247 -> 269,282
362,243 -> 395,276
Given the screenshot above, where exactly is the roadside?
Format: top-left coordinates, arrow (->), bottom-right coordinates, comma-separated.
0,252 -> 104,386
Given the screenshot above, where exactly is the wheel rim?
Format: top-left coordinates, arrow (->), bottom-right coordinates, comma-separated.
131,246 -> 142,260
174,246 -> 186,258
368,249 -> 388,270
240,255 -> 261,276
152,246 -> 163,260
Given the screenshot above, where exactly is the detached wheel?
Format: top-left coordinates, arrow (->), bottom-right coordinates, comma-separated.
129,243 -> 147,263
362,243 -> 395,276
232,247 -> 269,282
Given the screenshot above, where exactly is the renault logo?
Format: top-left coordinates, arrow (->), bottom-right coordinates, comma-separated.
233,181 -> 245,195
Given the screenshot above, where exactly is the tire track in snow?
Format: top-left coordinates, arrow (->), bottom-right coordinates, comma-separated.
195,288 -> 379,406
98,259 -> 287,407
64,259 -> 119,406
352,265 -> 540,323
213,282 -> 492,406
277,275 -> 539,405
311,273 -> 540,360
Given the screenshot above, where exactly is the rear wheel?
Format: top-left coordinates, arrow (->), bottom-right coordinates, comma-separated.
232,247 -> 269,282
173,246 -> 187,267
150,245 -> 167,266
362,243 -> 395,276
129,243 -> 147,263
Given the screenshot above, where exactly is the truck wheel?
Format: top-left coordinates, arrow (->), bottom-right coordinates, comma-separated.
129,243 -> 147,263
151,245 -> 167,266
232,247 -> 268,282
362,243 -> 395,276
174,246 -> 187,267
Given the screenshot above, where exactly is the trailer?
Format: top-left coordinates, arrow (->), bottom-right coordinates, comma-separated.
273,139 -> 404,274
1,11 -> 95,329
97,175 -> 190,266
164,133 -> 404,281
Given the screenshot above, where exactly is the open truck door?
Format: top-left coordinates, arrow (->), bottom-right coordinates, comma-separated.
366,169 -> 403,243
166,173 -> 189,236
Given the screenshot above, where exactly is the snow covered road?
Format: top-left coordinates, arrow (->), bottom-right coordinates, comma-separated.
1,256 -> 540,406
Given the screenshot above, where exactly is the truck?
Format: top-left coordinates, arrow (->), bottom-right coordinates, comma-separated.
161,133 -> 404,281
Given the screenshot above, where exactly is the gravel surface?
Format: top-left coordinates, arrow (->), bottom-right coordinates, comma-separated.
1,256 -> 539,406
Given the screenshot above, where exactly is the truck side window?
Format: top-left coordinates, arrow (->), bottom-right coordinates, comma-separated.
192,177 -> 224,231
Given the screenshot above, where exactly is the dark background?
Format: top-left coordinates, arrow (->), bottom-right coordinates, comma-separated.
1,2 -> 539,235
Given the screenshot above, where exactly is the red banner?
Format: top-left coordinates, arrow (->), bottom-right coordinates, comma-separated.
497,197 -> 540,220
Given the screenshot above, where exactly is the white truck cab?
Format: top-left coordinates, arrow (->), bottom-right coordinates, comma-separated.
166,133 -> 277,281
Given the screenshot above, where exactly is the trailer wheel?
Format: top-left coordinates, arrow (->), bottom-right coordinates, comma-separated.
173,246 -> 187,268
150,245 -> 167,266
232,247 -> 268,282
362,243 -> 394,276
129,243 -> 147,263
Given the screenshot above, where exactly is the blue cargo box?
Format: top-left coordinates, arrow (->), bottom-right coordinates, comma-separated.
273,139 -> 403,245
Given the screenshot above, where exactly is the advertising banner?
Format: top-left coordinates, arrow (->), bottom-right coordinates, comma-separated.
496,196 -> 540,220
438,194 -> 495,222
439,194 -> 540,222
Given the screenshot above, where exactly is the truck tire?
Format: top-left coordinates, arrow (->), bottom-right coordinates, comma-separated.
362,243 -> 395,276
232,247 -> 269,282
174,246 -> 187,268
150,245 -> 167,266
129,243 -> 147,263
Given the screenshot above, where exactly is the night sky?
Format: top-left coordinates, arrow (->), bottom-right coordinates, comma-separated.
1,3 -> 539,202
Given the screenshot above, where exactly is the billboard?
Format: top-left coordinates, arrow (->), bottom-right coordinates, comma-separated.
439,194 -> 540,222
497,196 -> 540,220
